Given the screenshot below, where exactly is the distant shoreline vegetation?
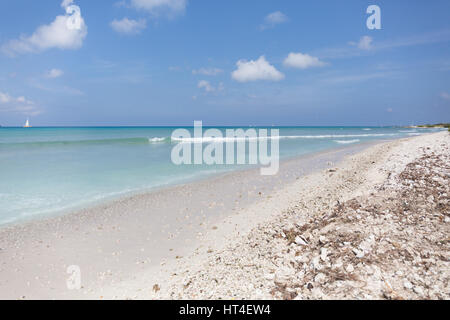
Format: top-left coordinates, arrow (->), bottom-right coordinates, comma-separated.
408,123 -> 450,132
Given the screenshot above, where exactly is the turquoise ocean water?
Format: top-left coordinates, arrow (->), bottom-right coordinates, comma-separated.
0,126 -> 440,225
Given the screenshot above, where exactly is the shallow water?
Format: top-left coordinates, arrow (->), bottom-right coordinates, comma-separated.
0,126 -> 441,224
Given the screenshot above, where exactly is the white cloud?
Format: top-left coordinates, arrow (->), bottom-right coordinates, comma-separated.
1,0 -> 87,56
350,36 -> 373,50
192,68 -> 223,76
0,91 -> 40,115
440,92 -> 450,100
110,18 -> 147,34
232,56 -> 284,82
61,0 -> 74,7
261,11 -> 288,30
45,68 -> 64,78
131,0 -> 187,16
198,80 -> 214,92
0,92 -> 11,104
283,52 -> 326,69
198,80 -> 224,93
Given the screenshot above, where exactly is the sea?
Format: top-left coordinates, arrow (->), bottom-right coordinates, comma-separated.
0,126 -> 441,225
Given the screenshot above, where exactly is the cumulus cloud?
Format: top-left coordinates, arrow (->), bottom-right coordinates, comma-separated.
131,0 -> 187,16
261,11 -> 288,30
0,92 -> 40,115
45,68 -> 64,78
231,56 -> 284,82
283,52 -> 326,69
198,80 -> 214,92
198,80 -> 224,93
1,0 -> 87,56
111,18 -> 147,34
349,36 -> 373,50
192,68 -> 223,76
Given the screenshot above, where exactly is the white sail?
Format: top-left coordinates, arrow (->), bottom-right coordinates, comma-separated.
24,119 -> 30,127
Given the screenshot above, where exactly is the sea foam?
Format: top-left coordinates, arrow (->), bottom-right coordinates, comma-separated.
334,139 -> 360,144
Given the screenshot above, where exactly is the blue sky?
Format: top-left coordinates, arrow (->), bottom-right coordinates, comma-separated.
0,0 -> 449,126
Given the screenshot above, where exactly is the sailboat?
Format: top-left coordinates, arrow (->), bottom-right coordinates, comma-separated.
24,119 -> 31,128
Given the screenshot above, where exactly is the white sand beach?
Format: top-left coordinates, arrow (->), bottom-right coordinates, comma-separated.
0,131 -> 448,300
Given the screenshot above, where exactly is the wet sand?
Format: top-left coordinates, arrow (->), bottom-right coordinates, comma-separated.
0,141 -> 377,299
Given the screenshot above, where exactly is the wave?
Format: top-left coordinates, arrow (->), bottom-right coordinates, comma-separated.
171,133 -> 397,143
334,139 -> 360,144
362,128 -> 372,131
1,133 -> 400,147
148,137 -> 169,143
170,136 -> 274,143
285,133 -> 396,139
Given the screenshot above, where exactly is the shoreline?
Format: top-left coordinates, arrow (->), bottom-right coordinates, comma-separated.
0,132 -> 447,299
99,131 -> 448,300
0,127 -> 432,228
152,131 -> 448,300
0,138 -> 382,229
0,138 -> 379,299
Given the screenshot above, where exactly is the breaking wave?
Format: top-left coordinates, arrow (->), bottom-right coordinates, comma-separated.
334,139 -> 360,144
1,133 -> 404,148
148,137 -> 169,143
